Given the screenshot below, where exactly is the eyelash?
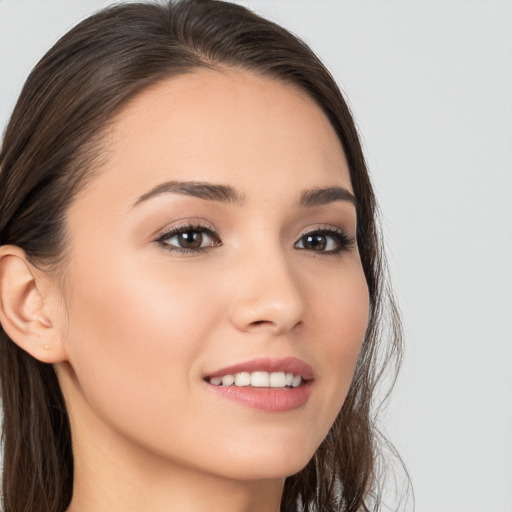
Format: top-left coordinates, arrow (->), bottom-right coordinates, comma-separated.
295,225 -> 356,256
155,222 -> 356,256
155,221 -> 221,254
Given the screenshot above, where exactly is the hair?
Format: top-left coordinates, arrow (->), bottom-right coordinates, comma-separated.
0,1 -> 403,511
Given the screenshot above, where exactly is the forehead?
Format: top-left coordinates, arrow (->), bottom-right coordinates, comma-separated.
77,68 -> 352,208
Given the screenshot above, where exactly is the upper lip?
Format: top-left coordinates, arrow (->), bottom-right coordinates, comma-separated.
205,357 -> 314,381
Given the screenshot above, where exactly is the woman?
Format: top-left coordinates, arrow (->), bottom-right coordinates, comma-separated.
0,1 -> 403,511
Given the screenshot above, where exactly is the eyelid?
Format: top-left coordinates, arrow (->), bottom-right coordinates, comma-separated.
296,223 -> 354,240
153,218 -> 219,240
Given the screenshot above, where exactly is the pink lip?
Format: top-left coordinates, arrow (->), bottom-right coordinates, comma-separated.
207,384 -> 313,412
204,357 -> 314,413
205,357 -> 314,380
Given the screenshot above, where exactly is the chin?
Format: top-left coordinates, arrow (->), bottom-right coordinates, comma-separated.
202,439 -> 318,482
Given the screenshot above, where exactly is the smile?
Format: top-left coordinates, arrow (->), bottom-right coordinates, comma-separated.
204,358 -> 313,412
207,371 -> 303,388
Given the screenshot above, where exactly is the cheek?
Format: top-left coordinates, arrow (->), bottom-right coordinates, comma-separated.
311,261 -> 369,407
62,252 -> 220,421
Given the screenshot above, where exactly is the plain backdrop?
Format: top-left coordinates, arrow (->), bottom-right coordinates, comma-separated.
1,1 -> 511,511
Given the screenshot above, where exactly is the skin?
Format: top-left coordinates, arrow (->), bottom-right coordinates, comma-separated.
4,69 -> 370,512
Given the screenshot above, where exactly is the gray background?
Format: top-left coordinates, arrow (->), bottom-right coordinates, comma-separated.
1,1 -> 511,511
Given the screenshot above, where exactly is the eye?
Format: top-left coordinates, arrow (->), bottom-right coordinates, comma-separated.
295,227 -> 355,255
155,223 -> 221,253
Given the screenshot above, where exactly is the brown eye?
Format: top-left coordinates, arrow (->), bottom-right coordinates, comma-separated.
157,225 -> 221,253
295,228 -> 354,254
175,230 -> 204,249
300,234 -> 327,251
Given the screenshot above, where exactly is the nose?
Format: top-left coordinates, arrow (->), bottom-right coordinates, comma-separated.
229,249 -> 306,335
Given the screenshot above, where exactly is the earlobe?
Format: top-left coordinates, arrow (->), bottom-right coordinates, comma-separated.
0,245 -> 67,363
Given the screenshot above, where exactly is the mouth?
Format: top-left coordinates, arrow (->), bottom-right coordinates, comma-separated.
204,357 -> 313,412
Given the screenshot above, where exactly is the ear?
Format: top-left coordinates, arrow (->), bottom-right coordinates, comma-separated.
0,245 -> 67,363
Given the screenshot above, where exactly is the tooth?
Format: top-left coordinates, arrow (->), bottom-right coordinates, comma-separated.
222,374 -> 235,386
214,371 -> 302,388
269,372 -> 286,388
234,372 -> 251,386
251,371 -> 269,387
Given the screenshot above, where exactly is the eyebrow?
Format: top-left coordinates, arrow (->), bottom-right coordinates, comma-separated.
132,181 -> 356,209
298,186 -> 357,208
133,181 -> 246,207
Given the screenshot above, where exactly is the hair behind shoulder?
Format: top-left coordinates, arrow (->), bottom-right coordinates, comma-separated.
0,2 -> 404,511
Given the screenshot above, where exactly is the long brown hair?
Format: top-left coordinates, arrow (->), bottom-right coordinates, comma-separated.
0,1 -> 403,511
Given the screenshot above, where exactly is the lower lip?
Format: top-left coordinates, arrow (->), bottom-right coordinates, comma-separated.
206,382 -> 313,412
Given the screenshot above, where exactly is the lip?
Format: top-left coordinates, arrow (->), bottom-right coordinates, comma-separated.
205,357 -> 314,380
204,357 -> 314,412
206,383 -> 313,412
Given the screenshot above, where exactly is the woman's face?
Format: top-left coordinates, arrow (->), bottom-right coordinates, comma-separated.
56,69 -> 369,481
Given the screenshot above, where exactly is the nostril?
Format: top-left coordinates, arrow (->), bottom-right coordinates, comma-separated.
247,319 -> 303,333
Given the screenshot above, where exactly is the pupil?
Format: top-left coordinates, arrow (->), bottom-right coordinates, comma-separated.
179,231 -> 203,249
305,234 -> 326,251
